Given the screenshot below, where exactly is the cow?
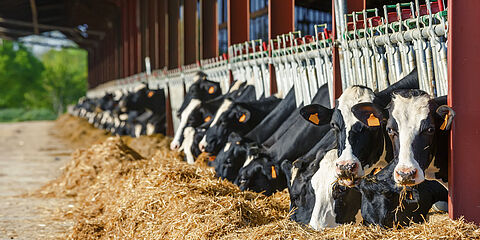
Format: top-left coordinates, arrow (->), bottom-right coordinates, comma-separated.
170,72 -> 222,150
347,89 -> 454,227
233,149 -> 287,196
199,96 -> 282,155
213,132 -> 248,181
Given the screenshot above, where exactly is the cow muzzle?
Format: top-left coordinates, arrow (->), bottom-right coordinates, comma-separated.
170,141 -> 181,151
394,167 -> 418,186
335,160 -> 360,187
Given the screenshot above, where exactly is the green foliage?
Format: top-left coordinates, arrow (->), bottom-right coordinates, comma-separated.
0,108 -> 56,122
0,40 -> 87,121
39,48 -> 87,115
0,41 -> 44,108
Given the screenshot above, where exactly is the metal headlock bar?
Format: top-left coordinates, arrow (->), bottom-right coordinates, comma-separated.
338,0 -> 448,97
200,55 -> 230,94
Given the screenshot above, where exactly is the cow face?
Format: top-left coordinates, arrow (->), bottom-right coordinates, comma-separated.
234,158 -> 285,196
383,90 -> 454,186
301,86 -> 386,187
171,76 -> 220,151
200,101 -> 251,154
214,133 -> 247,182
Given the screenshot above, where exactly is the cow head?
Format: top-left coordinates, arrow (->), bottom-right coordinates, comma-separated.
213,132 -> 247,181
234,157 -> 286,196
376,90 -> 454,186
200,101 -> 252,154
170,74 -> 221,151
301,86 -> 387,187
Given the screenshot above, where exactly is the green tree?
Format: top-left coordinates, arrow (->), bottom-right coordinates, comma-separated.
40,48 -> 87,115
0,41 -> 45,108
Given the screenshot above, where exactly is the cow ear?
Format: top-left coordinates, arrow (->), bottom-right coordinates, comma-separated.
237,109 -> 251,123
300,104 -> 333,126
436,105 -> 455,131
351,103 -> 384,127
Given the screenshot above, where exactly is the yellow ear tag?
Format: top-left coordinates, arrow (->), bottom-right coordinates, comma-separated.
271,166 -> 277,179
147,91 -> 154,98
308,113 -> 320,125
367,113 -> 380,127
440,114 -> 449,130
239,113 -> 247,123
204,116 -> 212,122
208,86 -> 215,94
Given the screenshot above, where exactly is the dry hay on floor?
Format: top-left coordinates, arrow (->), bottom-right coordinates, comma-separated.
37,116 -> 480,239
54,114 -> 110,148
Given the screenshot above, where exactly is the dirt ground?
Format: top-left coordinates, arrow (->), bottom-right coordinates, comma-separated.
0,121 -> 73,239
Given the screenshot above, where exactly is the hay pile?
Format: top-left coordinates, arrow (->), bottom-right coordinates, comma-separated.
38,115 -> 480,239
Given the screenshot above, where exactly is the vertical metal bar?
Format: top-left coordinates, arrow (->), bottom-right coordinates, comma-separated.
448,0 -> 480,225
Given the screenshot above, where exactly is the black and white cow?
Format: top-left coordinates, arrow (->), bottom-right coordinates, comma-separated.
213,132 -> 248,181
347,89 -> 454,227
199,96 -> 282,154
170,72 -> 222,151
233,149 -> 287,196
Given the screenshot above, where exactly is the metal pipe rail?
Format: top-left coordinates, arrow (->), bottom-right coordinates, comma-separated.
200,55 -> 230,94
338,0 -> 448,97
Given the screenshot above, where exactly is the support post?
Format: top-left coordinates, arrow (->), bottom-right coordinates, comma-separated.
447,0 -> 480,225
184,0 -> 198,65
269,0 -> 295,95
201,0 -> 218,59
227,0 -> 249,46
168,0 -> 180,69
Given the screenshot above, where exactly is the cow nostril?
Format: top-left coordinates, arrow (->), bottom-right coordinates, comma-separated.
396,169 -> 417,180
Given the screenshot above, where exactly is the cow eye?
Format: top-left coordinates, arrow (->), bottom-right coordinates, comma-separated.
425,127 -> 435,135
387,127 -> 397,135
331,123 -> 340,132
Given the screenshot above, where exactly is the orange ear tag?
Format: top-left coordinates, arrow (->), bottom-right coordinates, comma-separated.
271,166 -> 277,179
367,113 -> 380,127
204,116 -> 212,122
239,113 -> 246,123
147,91 -> 155,98
208,86 -> 215,94
373,168 -> 382,175
309,113 -> 320,125
209,156 -> 216,161
440,114 -> 449,130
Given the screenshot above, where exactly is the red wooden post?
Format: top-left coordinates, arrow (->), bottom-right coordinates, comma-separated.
269,0 -> 295,95
184,0 -> 198,65
136,0 -> 142,73
201,0 -> 218,59
165,85 -> 174,137
159,0 -> 167,68
227,0 -> 249,46
168,0 -> 180,69
447,0 -> 480,225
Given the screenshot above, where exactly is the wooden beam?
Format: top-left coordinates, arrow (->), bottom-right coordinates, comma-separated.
227,0 -> 249,46
168,0 -> 180,69
29,0 -> 39,35
201,0 -> 218,59
159,0 -> 167,68
184,0 -> 198,65
0,17 -> 105,37
447,0 -> 480,225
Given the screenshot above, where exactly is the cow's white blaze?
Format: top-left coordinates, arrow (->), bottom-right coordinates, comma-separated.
391,94 -> 430,185
242,154 -> 256,168
228,80 -> 243,93
146,123 -> 155,136
134,124 -> 142,138
119,114 -> 128,121
199,99 -> 233,151
309,149 -> 340,229
133,83 -> 146,92
224,142 -> 232,152
290,165 -> 299,186
171,99 -> 201,150
182,127 -> 196,164
335,86 -> 376,178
